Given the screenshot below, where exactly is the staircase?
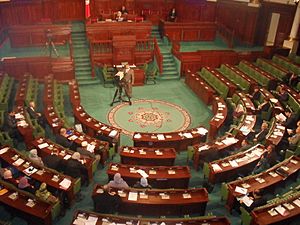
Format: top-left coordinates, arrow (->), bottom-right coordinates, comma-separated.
151,26 -> 180,80
71,23 -> 101,86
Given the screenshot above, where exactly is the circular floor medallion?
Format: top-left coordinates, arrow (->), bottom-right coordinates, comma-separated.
108,99 -> 191,136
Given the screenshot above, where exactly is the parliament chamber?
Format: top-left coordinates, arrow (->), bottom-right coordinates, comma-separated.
0,0 -> 300,225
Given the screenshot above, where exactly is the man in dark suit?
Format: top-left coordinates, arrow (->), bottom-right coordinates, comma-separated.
255,122 -> 269,143
55,127 -> 76,150
64,152 -> 88,186
283,111 -> 299,130
27,101 -> 46,127
92,185 -> 121,214
6,111 -> 23,143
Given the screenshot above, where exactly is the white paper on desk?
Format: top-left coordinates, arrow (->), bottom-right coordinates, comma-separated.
155,150 -> 163,155
268,208 -> 278,216
240,126 -> 250,135
0,147 -> 9,155
234,186 -> 248,195
59,178 -> 71,190
275,205 -> 289,216
212,163 -> 222,172
270,98 -> 278,104
198,145 -> 209,152
157,134 -> 165,140
241,195 -> 254,207
134,133 -> 141,139
13,158 -> 24,166
63,155 -> 71,160
69,135 -> 78,141
73,218 -> 85,225
196,127 -> 208,135
87,144 -> 95,153
15,113 -> 24,119
276,113 -> 287,122
183,133 -> 193,138
222,137 -> 238,145
87,215 -> 98,224
293,199 -> 300,207
253,149 -> 263,157
137,169 -> 149,178
128,192 -> 138,201
75,124 -> 83,133
274,131 -> 283,136
109,130 -> 118,137
23,166 -> 38,176
229,160 -> 238,167
38,143 -> 49,149
246,115 -> 255,121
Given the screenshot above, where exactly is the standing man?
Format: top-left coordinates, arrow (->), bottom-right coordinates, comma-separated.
122,64 -> 134,105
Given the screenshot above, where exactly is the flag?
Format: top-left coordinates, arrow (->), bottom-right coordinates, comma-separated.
85,0 -> 91,19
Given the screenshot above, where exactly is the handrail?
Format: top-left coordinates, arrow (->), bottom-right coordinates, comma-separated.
154,37 -> 163,74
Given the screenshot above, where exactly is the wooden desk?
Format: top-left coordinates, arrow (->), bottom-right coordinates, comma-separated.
208,144 -> 266,184
86,21 -> 152,41
133,126 -> 208,152
0,180 -> 52,225
71,210 -> 231,225
209,96 -> 228,140
259,88 -> 284,113
73,105 -> 121,147
92,185 -> 208,216
68,80 -> 81,107
107,163 -> 190,189
132,68 -> 145,86
119,146 -> 176,166
8,24 -> 71,48
226,156 -> 300,212
159,20 -> 216,42
43,104 -> 64,134
266,119 -> 285,146
185,70 -> 216,105
193,136 -> 239,171
31,137 -> 96,182
236,92 -> 256,113
0,147 -> 77,204
251,191 -> 300,225
65,128 -> 109,166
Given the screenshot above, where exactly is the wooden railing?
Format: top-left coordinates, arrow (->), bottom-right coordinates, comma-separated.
154,37 -> 163,74
217,23 -> 234,49
136,38 -> 154,52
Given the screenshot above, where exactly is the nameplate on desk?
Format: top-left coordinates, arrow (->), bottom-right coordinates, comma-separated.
52,175 -> 60,182
38,143 -> 49,149
13,158 -> 24,166
234,186 -> 247,195
155,150 -> 163,155
36,170 -> 44,176
241,183 -> 250,189
268,208 -> 278,216
275,205 -> 289,216
139,192 -> 148,199
117,190 -> 126,197
149,170 -> 156,175
26,199 -> 35,208
269,171 -> 279,177
134,133 -> 141,139
160,193 -> 170,199
168,170 -> 176,175
293,198 -> 300,207
211,163 -> 222,172
291,159 -> 298,165
63,155 -> 71,160
255,177 -> 265,184
283,203 -> 295,210
123,148 -> 130,153
157,134 -> 165,140
68,135 -> 78,141
229,160 -> 238,168
183,133 -> 193,139
111,166 -> 119,171
183,193 -> 191,199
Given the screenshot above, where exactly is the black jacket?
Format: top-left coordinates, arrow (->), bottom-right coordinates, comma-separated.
93,191 -> 121,214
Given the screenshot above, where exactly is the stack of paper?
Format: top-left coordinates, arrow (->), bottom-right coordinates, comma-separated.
13,158 -> 24,166
275,205 -> 289,216
196,127 -> 208,135
87,144 -> 95,153
59,178 -> 71,190
240,195 -> 253,207
134,133 -> 141,139
212,163 -> 222,172
234,186 -> 248,195
157,134 -> 165,140
38,143 -> 49,149
229,160 -> 238,167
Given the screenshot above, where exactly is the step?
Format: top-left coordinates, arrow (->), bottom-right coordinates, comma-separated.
78,79 -> 102,86
76,71 -> 92,76
72,36 -> 86,41
163,66 -> 176,72
75,61 -> 91,67
74,57 -> 90,63
163,62 -> 175,67
163,59 -> 174,64
72,32 -> 86,37
75,67 -> 92,72
73,40 -> 88,44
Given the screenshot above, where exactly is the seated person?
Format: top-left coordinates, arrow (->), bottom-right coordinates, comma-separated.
42,149 -> 63,172
92,185 -> 121,214
56,127 -> 75,150
28,149 -> 44,166
239,189 -> 267,212
106,173 -> 129,189
133,177 -> 152,189
6,111 -> 23,142
64,152 -> 89,186
256,97 -> 271,114
120,5 -> 128,15
2,169 -> 17,185
27,101 -> 46,127
247,87 -> 261,106
283,111 -> 299,130
18,176 -> 35,194
115,11 -> 125,22
168,8 -> 177,22
232,103 -> 245,124
288,72 -> 299,87
252,151 -> 271,175
288,126 -> 300,150
274,86 -> 289,102
35,182 -> 58,203
234,139 -> 252,154
249,122 -> 269,143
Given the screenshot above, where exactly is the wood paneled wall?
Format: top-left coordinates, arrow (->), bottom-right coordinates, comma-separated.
0,0 -> 84,28
0,0 -> 296,48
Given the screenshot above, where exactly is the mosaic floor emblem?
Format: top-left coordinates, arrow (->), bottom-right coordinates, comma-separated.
108,99 -> 191,136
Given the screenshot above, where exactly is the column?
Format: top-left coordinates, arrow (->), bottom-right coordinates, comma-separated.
283,2 -> 300,54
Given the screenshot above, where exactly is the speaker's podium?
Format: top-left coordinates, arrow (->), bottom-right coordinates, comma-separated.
113,35 -> 145,86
